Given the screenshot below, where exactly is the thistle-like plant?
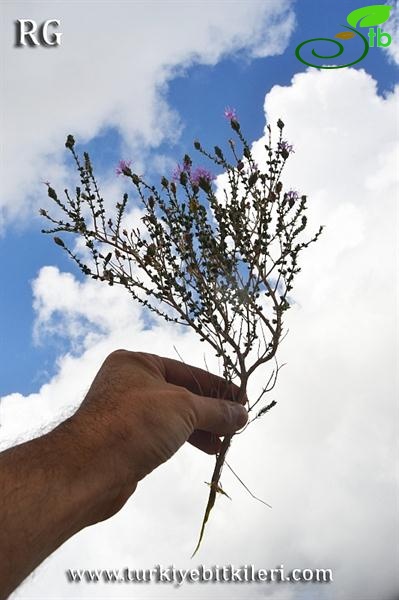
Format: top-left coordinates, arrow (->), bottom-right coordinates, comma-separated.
40,112 -> 323,555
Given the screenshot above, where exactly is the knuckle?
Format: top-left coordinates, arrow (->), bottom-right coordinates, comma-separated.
131,352 -> 163,376
108,349 -> 129,361
219,400 -> 233,427
172,386 -> 197,425
177,386 -> 194,406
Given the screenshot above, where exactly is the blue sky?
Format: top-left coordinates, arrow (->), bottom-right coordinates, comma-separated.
0,0 -> 397,396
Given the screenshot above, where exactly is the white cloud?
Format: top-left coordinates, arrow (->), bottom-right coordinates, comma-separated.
384,1 -> 399,65
0,0 -> 295,231
1,67 -> 398,600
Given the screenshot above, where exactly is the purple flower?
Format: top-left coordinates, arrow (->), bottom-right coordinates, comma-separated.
224,106 -> 237,121
116,159 -> 132,176
286,189 -> 299,201
190,167 -> 216,187
245,162 -> 259,176
285,189 -> 299,207
278,141 -> 294,155
172,165 -> 183,181
172,160 -> 215,188
172,159 -> 191,181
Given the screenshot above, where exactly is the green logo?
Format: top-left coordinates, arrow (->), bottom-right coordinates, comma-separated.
295,4 -> 392,69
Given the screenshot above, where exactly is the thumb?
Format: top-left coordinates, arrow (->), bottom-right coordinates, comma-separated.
193,395 -> 248,435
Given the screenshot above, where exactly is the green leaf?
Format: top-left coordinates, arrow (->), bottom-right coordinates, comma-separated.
347,5 -> 391,28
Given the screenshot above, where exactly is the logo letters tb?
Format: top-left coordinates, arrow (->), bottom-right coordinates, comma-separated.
16,19 -> 62,47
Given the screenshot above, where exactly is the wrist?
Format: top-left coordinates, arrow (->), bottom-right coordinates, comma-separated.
0,413 -> 137,598
52,413 -> 138,528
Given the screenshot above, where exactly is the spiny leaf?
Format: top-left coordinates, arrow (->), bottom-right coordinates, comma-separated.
257,399 -> 277,418
347,5 -> 391,28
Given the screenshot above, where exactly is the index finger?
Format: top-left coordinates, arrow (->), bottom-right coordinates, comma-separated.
160,355 -> 247,405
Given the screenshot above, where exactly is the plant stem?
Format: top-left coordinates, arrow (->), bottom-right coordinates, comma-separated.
191,384 -> 247,556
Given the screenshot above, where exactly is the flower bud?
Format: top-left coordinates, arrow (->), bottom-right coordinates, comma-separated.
65,134 -> 75,149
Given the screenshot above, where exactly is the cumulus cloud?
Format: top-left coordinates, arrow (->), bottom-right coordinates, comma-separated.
0,0 -> 295,230
1,67 -> 398,600
384,0 -> 399,65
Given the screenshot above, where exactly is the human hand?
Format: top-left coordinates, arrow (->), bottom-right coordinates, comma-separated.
70,350 -> 248,522
0,350 -> 248,599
